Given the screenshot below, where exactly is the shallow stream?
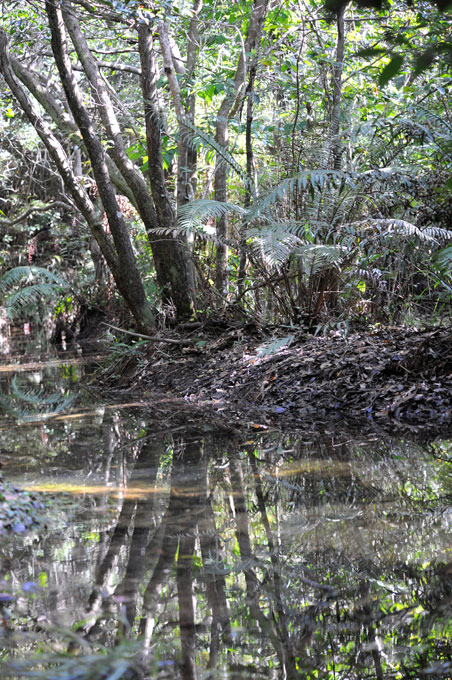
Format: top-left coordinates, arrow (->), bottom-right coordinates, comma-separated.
0,346 -> 451,679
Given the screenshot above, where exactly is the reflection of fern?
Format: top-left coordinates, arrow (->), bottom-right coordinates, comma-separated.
0,376 -> 76,421
0,266 -> 69,318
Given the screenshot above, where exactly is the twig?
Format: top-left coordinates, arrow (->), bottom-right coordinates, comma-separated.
0,201 -> 70,228
101,322 -> 195,346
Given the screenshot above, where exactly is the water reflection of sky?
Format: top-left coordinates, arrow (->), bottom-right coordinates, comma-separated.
0,356 -> 451,680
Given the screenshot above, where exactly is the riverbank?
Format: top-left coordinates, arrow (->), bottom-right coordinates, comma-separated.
98,322 -> 452,439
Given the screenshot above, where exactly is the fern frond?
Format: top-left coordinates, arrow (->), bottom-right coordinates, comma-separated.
0,267 -> 70,319
180,117 -> 245,180
436,245 -> 452,269
256,335 -> 294,356
356,267 -> 383,282
248,170 -> 347,220
247,226 -> 302,268
5,285 -> 66,318
422,226 -> 452,241
178,199 -> 246,234
348,219 -> 450,243
0,266 -> 68,294
294,244 -> 348,276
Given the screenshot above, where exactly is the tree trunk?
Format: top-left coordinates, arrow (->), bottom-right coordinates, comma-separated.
138,23 -> 195,318
1,24 -> 158,332
35,1 -> 157,333
214,0 -> 269,297
62,1 -> 194,318
328,5 -> 346,171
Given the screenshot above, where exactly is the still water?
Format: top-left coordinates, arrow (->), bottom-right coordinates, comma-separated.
0,351 -> 451,680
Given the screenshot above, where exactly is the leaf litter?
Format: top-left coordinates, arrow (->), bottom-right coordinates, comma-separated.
98,323 -> 452,438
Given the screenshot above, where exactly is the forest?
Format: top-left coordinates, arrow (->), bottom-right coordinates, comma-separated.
1,0 -> 452,429
0,1 -> 452,679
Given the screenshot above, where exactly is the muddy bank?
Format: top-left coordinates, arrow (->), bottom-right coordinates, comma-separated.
98,323 -> 452,439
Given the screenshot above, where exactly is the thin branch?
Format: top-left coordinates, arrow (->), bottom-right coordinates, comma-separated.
0,201 -> 70,228
101,322 -> 194,346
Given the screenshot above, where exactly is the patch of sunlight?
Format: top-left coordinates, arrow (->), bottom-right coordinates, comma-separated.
270,459 -> 353,478
21,482 -> 168,498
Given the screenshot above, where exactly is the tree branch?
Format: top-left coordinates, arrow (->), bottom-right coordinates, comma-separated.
0,201 -> 70,228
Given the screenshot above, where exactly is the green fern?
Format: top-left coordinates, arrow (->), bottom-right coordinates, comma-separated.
177,199 -> 246,236
350,218 -> 452,243
0,266 -> 68,290
0,266 -> 70,318
294,244 -> 347,276
247,225 -> 303,268
180,116 -> 246,181
436,244 -> 452,269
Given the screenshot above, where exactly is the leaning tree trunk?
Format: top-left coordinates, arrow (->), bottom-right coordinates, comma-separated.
47,0 -> 158,332
0,22 -> 155,333
138,23 -> 195,318
61,0 -> 194,318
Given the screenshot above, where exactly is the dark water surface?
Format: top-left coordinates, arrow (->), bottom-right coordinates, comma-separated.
0,351 -> 451,680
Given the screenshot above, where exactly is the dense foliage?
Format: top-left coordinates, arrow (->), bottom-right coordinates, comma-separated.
1,0 -> 452,334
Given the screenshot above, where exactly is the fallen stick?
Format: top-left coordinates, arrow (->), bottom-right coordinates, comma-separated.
101,322 -> 195,346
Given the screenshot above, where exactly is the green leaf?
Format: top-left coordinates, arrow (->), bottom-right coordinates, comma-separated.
378,54 -> 404,87
413,49 -> 436,77
355,47 -> 386,58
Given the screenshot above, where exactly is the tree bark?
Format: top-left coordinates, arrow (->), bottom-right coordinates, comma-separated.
237,63 -> 258,297
62,1 -> 194,318
328,5 -> 346,171
138,22 -> 195,318
44,0 -> 157,332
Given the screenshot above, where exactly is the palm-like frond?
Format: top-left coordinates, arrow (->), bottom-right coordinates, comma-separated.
178,199 -> 246,234
247,170 -> 348,221
349,219 -> 452,243
180,116 -> 246,180
247,225 -> 303,268
0,266 -> 68,292
6,285 -> 65,316
294,244 -> 348,276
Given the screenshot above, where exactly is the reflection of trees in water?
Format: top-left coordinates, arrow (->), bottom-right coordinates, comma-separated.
3,425 -> 450,679
70,429 -> 451,679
